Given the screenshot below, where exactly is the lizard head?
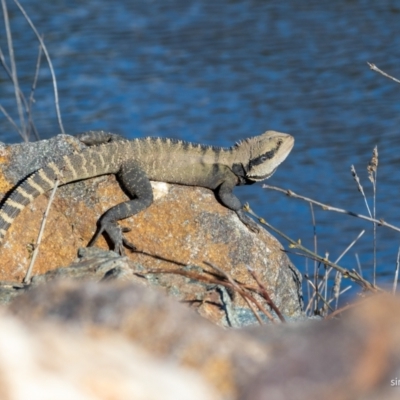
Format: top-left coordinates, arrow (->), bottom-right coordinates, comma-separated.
237,130 -> 294,182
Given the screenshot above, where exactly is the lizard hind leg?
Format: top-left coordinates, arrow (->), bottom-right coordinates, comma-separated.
88,161 -> 154,255
88,219 -> 136,255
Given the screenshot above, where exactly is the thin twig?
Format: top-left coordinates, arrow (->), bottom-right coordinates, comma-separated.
368,146 -> 378,286
1,0 -> 26,138
245,265 -> 285,322
355,253 -> 363,278
205,262 -> 264,325
27,42 -> 42,141
205,261 -> 276,324
351,165 -> 372,218
144,267 -> 267,295
318,230 -> 365,305
324,253 -> 329,311
0,104 -> 20,133
23,178 -> 59,284
304,269 -> 317,315
309,203 -> 318,309
393,246 -> 400,295
329,284 -> 351,308
336,230 -> 365,265
289,225 -> 363,287
263,185 -> 400,233
304,274 -> 334,315
0,23 -> 40,140
333,271 -> 342,310
301,230 -> 364,314
145,264 -> 277,323
0,46 -> 32,127
244,203 -> 380,292
305,258 -> 311,311
367,62 -> 400,84
13,0 -> 65,134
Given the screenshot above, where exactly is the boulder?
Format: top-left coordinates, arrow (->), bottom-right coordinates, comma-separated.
9,279 -> 269,399
0,308 -> 220,400
8,280 -> 400,400
241,293 -> 400,400
0,135 -> 303,324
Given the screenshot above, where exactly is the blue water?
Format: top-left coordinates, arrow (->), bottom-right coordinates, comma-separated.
1,0 -> 400,302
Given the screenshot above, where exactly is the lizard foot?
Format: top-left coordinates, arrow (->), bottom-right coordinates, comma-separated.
88,221 -> 136,255
236,210 -> 260,233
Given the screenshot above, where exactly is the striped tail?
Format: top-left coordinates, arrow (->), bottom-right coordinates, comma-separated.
0,143 -> 122,246
0,164 -> 62,245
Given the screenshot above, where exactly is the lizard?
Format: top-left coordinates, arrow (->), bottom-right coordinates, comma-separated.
0,130 -> 294,255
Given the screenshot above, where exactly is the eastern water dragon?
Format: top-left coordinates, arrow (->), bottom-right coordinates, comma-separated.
0,130 -> 294,254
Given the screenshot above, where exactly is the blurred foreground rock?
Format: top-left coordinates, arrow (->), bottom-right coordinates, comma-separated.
0,135 -> 303,324
0,310 -> 220,400
6,280 -> 400,400
241,293 -> 400,400
9,280 -> 268,400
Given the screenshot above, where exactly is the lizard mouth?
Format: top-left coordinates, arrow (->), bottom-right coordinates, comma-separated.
248,168 -> 277,182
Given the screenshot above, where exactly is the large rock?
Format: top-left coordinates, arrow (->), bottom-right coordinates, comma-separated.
0,135 -> 303,323
241,293 -> 400,400
8,280 -> 400,400
9,280 -> 269,399
0,308 -> 220,400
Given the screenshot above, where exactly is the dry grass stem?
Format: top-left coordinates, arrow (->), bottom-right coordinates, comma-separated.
144,263 -> 278,324
245,265 -> 285,322
304,274 -> 316,315
0,104 -> 20,133
324,252 -> 329,307
305,230 -> 364,315
263,184 -> 400,233
333,271 -> 342,309
144,266 -> 267,295
367,62 -> 400,84
1,0 -> 26,138
0,47 -> 31,139
368,146 -> 378,286
244,203 -> 380,293
309,203 -> 318,305
355,253 -> 363,278
319,230 -> 365,308
330,285 -> 351,308
0,46 -> 31,114
368,146 -> 378,182
13,0 -> 65,135
336,230 -> 365,265
23,178 -> 59,284
27,42 -> 42,141
305,258 -> 311,310
393,246 -> 400,295
204,261 -> 273,324
351,165 -> 372,218
1,1 -> 59,140
304,274 -> 334,315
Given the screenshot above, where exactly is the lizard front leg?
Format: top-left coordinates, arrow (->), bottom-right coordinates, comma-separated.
88,161 -> 153,255
217,175 -> 259,233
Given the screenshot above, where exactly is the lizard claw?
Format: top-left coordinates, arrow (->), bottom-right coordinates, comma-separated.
88,221 -> 136,255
